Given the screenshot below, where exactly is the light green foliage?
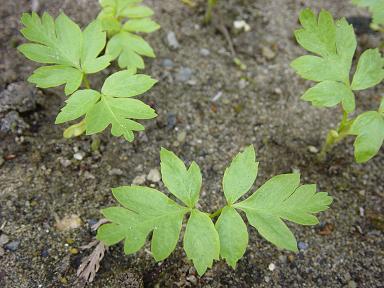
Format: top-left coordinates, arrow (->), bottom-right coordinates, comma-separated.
222,145 -> 259,204
18,13 -> 111,95
184,210 -> 220,275
18,12 -> 159,141
234,175 -> 332,251
215,206 -> 248,268
97,186 -> 188,260
97,0 -> 160,71
291,9 -> 359,112
351,49 -> 384,90
160,148 -> 202,208
349,111 -> 384,163
97,146 -> 332,275
352,0 -> 384,27
292,8 -> 384,162
56,70 -> 157,141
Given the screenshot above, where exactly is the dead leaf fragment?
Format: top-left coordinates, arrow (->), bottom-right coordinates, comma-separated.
55,214 -> 82,231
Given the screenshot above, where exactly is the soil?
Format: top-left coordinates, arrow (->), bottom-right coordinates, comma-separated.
0,0 -> 383,287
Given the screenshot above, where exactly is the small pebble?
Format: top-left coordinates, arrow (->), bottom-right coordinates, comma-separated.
109,168 -> 123,176
132,175 -> 146,185
166,31 -> 180,49
41,249 -> 49,257
261,46 -> 276,60
308,145 -> 319,153
177,131 -> 187,143
0,234 -> 10,246
176,67 -> 193,82
83,171 -> 95,180
161,58 -> 174,68
200,48 -> 210,56
73,152 -> 85,161
278,255 -> 287,263
268,263 -> 276,271
147,169 -> 161,183
297,241 -> 309,251
233,20 -> 251,32
88,219 -> 98,227
4,240 -> 20,251
186,275 -> 197,285
167,113 -> 177,129
348,280 -> 357,288
60,158 -> 71,168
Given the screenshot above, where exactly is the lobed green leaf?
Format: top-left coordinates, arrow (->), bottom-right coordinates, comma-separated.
349,111 -> 384,163
160,148 -> 202,208
301,81 -> 355,113
234,174 -> 333,251
183,210 -> 220,276
351,49 -> 384,91
215,206 -> 248,268
18,12 -> 111,95
97,186 -> 187,260
222,145 -> 259,204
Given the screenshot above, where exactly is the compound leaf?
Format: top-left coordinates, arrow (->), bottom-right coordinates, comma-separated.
215,206 -> 248,268
234,174 -> 332,252
51,70 -> 158,142
301,81 -> 355,113
85,95 -> 156,141
351,49 -> 384,90
291,9 -> 359,112
160,148 -> 202,208
106,31 -> 155,70
18,12 -> 111,95
183,210 -> 220,276
222,145 -> 259,204
349,111 -> 384,163
97,186 -> 187,260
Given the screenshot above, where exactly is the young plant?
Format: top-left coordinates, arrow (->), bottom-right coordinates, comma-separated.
291,8 -> 384,163
205,0 -> 218,24
97,0 -> 160,71
97,145 -> 333,275
18,12 -> 158,141
352,0 -> 384,31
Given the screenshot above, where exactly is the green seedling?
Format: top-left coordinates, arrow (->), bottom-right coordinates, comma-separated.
97,0 -> 160,71
205,0 -> 218,24
352,0 -> 384,31
18,12 -> 158,141
291,8 -> 384,163
97,145 -> 332,275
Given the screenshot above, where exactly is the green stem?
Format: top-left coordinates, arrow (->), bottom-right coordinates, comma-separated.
209,208 -> 222,219
83,74 -> 91,89
318,111 -> 353,160
204,0 -> 217,24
